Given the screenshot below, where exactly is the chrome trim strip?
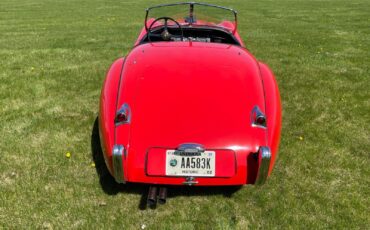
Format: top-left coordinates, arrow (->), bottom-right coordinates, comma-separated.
112,145 -> 126,184
251,105 -> 267,128
115,103 -> 131,126
255,146 -> 271,185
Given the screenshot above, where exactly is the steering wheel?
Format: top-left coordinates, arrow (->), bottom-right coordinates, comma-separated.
147,17 -> 184,42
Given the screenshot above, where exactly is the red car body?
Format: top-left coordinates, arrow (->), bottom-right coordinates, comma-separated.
99,2 -> 281,187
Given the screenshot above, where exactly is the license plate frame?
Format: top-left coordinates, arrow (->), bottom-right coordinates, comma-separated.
165,150 -> 216,177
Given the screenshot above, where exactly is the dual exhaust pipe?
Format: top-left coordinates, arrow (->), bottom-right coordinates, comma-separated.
147,186 -> 167,206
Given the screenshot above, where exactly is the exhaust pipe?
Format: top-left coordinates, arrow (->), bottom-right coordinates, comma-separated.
158,187 -> 167,204
147,186 -> 158,206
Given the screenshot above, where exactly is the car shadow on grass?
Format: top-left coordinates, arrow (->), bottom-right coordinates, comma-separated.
91,117 -> 242,210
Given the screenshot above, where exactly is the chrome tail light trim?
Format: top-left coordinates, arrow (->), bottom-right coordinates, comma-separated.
255,146 -> 271,185
112,145 -> 126,184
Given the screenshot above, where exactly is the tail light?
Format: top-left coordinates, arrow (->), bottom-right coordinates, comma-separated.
115,103 -> 131,126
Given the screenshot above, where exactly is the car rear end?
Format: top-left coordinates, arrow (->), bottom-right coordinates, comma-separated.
111,42 -> 273,186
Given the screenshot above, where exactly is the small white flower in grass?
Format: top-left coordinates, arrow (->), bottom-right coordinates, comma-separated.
42,222 -> 53,230
98,201 -> 107,206
141,224 -> 146,229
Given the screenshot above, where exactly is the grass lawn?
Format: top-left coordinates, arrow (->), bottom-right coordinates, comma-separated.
0,0 -> 369,229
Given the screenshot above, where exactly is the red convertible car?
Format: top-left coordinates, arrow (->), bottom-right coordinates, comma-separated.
99,2 -> 281,204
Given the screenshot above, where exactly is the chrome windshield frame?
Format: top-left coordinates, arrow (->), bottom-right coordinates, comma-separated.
145,2 -> 238,34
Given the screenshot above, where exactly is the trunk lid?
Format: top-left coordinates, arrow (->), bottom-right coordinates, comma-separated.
116,42 -> 267,179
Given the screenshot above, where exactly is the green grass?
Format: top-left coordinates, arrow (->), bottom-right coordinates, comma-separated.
0,0 -> 369,229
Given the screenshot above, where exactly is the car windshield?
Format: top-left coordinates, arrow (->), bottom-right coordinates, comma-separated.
145,2 -> 237,33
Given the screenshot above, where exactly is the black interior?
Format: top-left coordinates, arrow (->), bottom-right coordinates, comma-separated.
140,26 -> 241,46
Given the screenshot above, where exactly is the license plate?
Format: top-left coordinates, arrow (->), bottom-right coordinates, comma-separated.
165,150 -> 215,176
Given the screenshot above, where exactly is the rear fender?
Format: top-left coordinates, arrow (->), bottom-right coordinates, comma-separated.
259,62 -> 282,176
99,58 -> 125,175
